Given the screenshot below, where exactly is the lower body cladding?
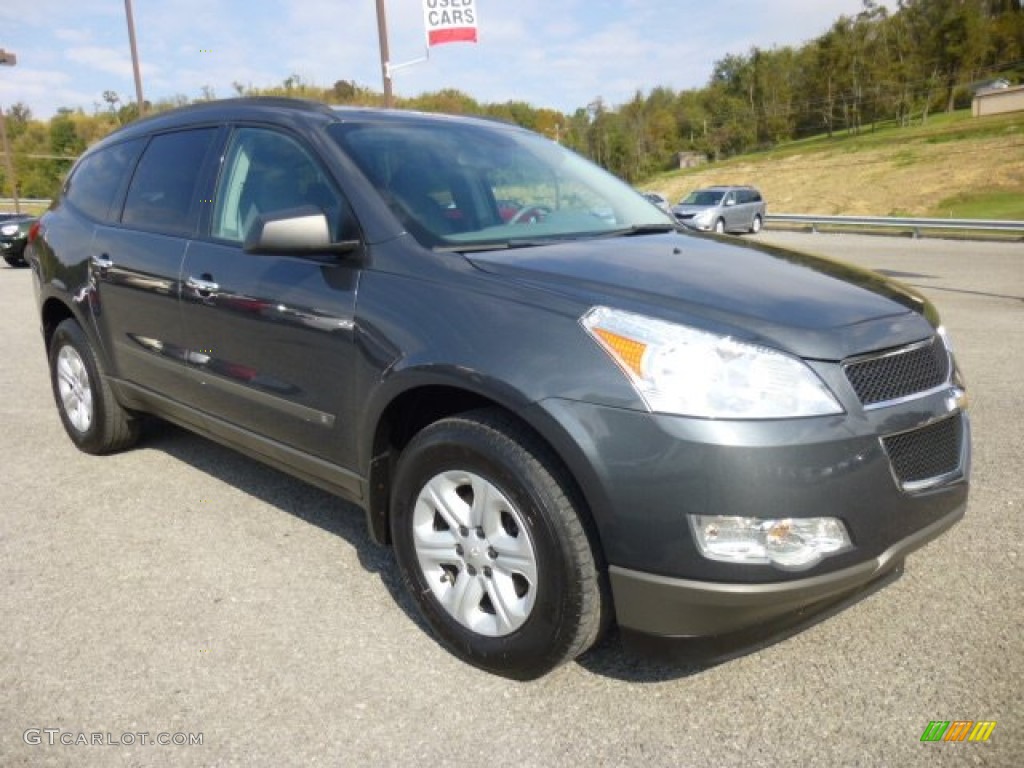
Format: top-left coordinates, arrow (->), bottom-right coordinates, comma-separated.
529,389 -> 970,646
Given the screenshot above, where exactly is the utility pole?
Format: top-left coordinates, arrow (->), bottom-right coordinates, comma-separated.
124,0 -> 145,115
0,48 -> 20,213
375,0 -> 394,108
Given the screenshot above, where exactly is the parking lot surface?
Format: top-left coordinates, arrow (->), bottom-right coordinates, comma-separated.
1,232 -> 1021,767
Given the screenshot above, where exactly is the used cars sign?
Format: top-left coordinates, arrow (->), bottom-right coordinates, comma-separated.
423,0 -> 478,46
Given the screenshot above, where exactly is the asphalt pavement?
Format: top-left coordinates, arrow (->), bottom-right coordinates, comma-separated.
1,232 -> 1021,767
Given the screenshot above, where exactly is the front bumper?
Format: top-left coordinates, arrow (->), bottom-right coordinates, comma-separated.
526,379 -> 970,640
1,237 -> 27,256
610,500 -> 964,638
673,216 -> 710,231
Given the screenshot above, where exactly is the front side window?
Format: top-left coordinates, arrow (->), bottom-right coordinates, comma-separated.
64,138 -> 145,223
212,128 -> 346,243
122,128 -> 218,236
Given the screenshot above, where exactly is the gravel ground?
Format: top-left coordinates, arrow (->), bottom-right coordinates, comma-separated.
1,232 -> 1020,767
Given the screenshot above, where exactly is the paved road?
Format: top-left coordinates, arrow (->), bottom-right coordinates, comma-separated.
1,233 -> 1021,767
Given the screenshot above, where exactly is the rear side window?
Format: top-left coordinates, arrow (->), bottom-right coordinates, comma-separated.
122,128 -> 218,236
64,139 -> 144,223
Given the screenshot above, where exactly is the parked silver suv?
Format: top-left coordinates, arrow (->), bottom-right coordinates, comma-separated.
673,185 -> 765,234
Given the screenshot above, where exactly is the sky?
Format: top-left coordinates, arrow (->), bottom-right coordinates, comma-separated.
0,0 -> 892,119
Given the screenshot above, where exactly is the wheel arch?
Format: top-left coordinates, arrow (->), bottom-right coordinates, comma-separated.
40,296 -> 78,352
39,294 -> 117,374
362,378 -> 609,579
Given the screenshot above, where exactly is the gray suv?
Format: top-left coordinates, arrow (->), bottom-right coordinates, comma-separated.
673,185 -> 766,234
28,99 -> 968,679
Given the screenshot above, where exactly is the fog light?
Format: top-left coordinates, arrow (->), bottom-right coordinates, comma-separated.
689,515 -> 852,570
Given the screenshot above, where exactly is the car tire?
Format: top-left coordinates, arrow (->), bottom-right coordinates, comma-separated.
714,218 -> 726,234
3,254 -> 26,267
48,319 -> 140,454
390,408 -> 607,680
750,215 -> 763,234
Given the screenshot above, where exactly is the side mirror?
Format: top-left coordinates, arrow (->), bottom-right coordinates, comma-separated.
243,206 -> 360,255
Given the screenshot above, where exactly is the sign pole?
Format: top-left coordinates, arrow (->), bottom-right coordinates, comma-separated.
123,0 -> 146,115
375,0 -> 394,108
0,49 -> 19,213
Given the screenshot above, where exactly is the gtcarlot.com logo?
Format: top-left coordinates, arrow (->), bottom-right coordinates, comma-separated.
920,720 -> 996,743
23,729 -> 203,747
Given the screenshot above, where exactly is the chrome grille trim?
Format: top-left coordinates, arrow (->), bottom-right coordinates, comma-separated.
881,413 -> 965,492
843,336 -> 951,409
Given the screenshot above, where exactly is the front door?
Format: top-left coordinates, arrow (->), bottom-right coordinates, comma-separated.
179,126 -> 362,479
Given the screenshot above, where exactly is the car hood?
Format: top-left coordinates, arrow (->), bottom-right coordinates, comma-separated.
465,232 -> 936,360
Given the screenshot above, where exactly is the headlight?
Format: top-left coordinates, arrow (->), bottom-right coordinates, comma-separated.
581,306 -> 843,418
692,210 -> 713,224
1,224 -> 19,236
690,515 -> 852,570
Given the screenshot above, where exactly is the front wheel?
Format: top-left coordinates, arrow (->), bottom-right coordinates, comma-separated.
714,218 -> 726,234
390,409 -> 606,679
48,319 -> 139,454
3,254 -> 26,267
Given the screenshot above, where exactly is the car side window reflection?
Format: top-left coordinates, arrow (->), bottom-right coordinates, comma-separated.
122,129 -> 218,236
212,128 -> 346,244
64,138 -> 145,224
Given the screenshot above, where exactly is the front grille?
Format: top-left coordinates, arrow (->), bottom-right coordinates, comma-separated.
882,414 -> 963,489
844,337 -> 950,406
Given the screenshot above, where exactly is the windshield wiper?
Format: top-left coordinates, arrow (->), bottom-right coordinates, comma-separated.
434,242 -> 509,253
434,225 -> 677,253
434,238 -> 559,253
595,223 -> 680,238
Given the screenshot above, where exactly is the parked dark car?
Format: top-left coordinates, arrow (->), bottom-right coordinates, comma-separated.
1,214 -> 36,266
29,98 -> 970,679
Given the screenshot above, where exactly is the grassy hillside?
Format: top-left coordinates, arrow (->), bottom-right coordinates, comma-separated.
643,110 -> 1024,220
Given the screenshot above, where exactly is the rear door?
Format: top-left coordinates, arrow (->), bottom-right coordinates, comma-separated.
90,127 -> 223,407
179,125 -> 363,479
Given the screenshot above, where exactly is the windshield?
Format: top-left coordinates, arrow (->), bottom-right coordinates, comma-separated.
328,117 -> 673,250
681,190 -> 725,206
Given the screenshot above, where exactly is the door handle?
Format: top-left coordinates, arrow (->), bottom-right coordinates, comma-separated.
186,275 -> 220,297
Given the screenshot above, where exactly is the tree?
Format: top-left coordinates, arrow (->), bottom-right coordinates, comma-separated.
900,0 -> 992,113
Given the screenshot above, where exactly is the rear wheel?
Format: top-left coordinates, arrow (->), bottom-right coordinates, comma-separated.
749,214 -> 763,234
390,409 -> 606,679
48,319 -> 139,454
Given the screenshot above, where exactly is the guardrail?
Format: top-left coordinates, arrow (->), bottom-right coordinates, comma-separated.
766,213 -> 1024,238
0,198 -> 51,206
0,198 -> 51,215
5,201 -> 1022,239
